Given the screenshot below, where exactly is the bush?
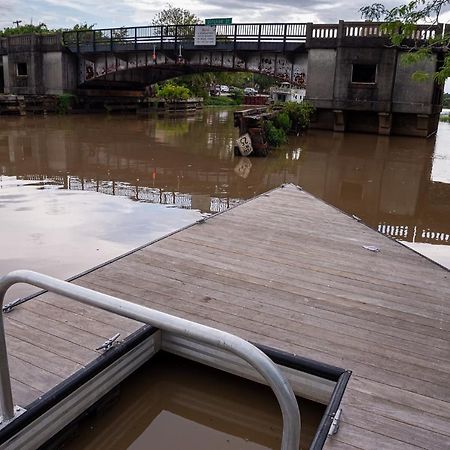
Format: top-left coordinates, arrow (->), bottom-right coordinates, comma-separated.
262,101 -> 314,148
440,115 -> 450,123
204,96 -> 238,106
264,120 -> 287,147
281,101 -> 314,132
273,111 -> 291,132
155,82 -> 191,101
231,89 -> 243,105
56,94 -> 76,114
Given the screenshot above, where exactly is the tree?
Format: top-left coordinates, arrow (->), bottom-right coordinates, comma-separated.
443,92 -> 450,107
360,0 -> 449,24
0,22 -> 95,37
0,22 -> 49,37
253,74 -> 278,92
360,0 -> 450,84
152,4 -> 200,26
155,82 -> 191,101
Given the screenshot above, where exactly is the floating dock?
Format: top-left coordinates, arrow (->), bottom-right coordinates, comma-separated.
1,184 -> 449,449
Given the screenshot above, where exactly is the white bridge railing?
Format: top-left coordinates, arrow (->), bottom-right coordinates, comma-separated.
0,270 -> 301,450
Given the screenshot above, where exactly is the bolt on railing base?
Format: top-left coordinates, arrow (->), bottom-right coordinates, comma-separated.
0,406 -> 26,431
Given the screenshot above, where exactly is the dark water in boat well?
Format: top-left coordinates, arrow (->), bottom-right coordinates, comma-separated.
59,353 -> 324,450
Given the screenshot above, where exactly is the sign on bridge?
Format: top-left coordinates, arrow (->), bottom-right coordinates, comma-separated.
205,18 -> 232,25
194,26 -> 217,46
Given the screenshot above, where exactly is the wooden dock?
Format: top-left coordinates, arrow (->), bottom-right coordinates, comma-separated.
2,184 -> 450,449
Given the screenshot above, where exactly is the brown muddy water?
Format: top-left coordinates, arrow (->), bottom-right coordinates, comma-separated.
59,353 -> 324,450
1,110 -> 449,296
2,111 -> 449,448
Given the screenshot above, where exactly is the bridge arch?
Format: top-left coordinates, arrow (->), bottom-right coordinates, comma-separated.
81,60 -> 307,89
65,24 -> 308,88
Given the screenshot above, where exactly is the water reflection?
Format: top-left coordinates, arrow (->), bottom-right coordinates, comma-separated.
1,111 -> 449,267
62,353 -> 323,450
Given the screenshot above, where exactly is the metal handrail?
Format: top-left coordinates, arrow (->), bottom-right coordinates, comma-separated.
0,270 -> 300,450
62,21 -> 442,51
62,23 -> 309,49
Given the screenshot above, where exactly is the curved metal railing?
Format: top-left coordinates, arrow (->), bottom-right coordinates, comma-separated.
0,270 -> 300,450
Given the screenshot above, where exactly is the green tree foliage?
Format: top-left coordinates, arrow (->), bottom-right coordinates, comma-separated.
172,73 -> 215,97
155,82 -> 191,101
264,102 -> 315,148
56,94 -> 76,114
264,121 -> 288,147
0,22 -> 95,37
152,4 -> 200,25
443,92 -> 450,107
273,112 -> 292,132
360,0 -> 450,84
0,22 -> 50,37
282,101 -> 315,133
204,96 -> 240,106
63,23 -> 95,32
253,74 -> 278,91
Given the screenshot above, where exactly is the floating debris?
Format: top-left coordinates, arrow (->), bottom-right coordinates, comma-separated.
363,245 -> 380,253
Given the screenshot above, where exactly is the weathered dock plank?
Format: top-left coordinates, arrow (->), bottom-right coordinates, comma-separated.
2,184 -> 450,449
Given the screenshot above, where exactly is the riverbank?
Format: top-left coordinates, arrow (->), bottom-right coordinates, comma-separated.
0,93 -> 205,115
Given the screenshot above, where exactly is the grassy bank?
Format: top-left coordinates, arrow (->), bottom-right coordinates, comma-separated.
204,96 -> 242,107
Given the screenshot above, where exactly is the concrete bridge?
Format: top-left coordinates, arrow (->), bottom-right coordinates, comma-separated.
64,23 -> 309,86
0,21 -> 446,136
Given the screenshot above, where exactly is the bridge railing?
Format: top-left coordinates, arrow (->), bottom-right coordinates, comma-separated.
62,23 -> 308,52
343,21 -> 384,37
311,24 -> 339,39
62,21 -> 442,53
343,21 -> 440,39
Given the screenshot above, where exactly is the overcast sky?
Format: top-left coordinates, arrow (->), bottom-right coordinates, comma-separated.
1,0 -> 449,90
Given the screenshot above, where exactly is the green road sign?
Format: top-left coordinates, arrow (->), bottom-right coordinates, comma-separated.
205,18 -> 232,25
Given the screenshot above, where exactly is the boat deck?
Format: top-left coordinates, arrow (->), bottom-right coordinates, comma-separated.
2,184 -> 450,449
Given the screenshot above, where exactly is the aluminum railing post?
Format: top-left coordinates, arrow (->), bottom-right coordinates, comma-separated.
0,280 -> 15,422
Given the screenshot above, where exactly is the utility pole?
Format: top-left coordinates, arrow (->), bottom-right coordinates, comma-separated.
13,20 -> 22,28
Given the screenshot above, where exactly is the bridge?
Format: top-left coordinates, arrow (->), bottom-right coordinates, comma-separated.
63,23 -> 310,86
0,21 -> 445,136
60,22 -> 439,86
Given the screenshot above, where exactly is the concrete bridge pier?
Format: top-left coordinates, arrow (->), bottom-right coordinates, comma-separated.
377,113 -> 392,136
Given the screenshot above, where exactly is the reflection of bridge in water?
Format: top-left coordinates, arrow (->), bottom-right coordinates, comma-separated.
378,223 -> 450,245
13,173 -> 241,214
1,114 -> 449,246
